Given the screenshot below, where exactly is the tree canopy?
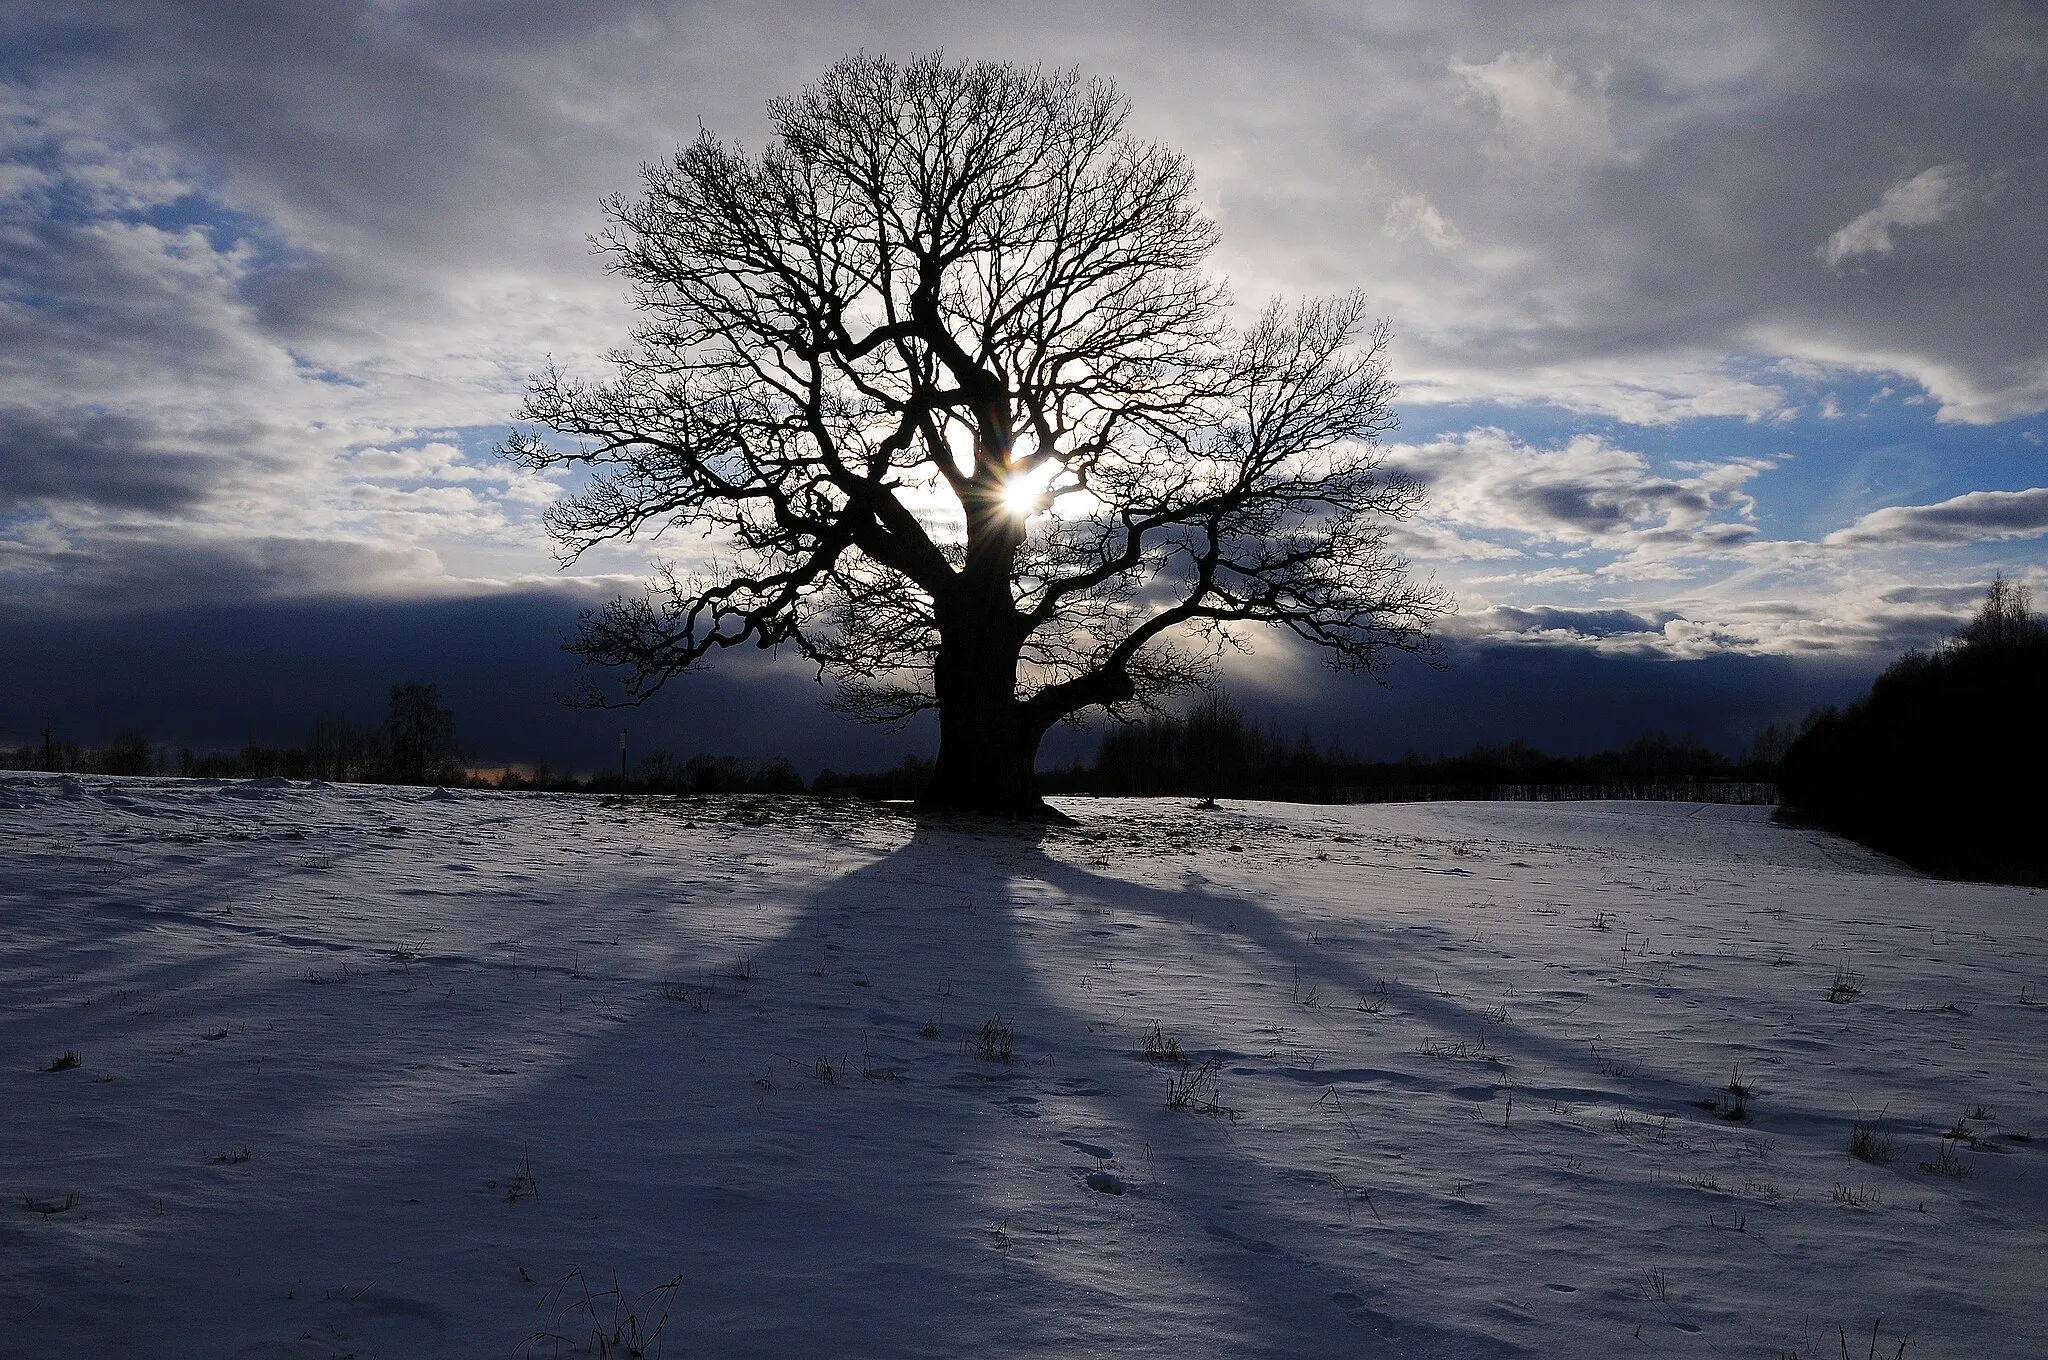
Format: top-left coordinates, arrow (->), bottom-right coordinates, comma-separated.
509,53 -> 1445,815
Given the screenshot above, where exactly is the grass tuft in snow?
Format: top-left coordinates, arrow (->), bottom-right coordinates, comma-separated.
1165,1055 -> 1238,1119
43,1049 -> 80,1072
517,1267 -> 682,1360
1827,966 -> 1866,1004
919,984 -> 952,1039
1919,1136 -> 1976,1178
1697,1065 -> 1757,1122
21,1191 -> 78,1219
658,979 -> 710,1012
1420,1033 -> 1502,1065
1590,1042 -> 1638,1079
858,1033 -> 900,1083
1140,1020 -> 1186,1065
507,1146 -> 540,1203
965,1014 -> 1014,1064
1773,1316 -> 1915,1360
1849,1111 -> 1897,1165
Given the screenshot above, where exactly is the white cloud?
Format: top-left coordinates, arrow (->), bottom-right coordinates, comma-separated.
1397,351 -> 1790,427
1383,191 -> 1463,249
1391,427 -> 1770,560
1445,570 -> 2031,663
1746,329 -> 2048,426
1450,50 -> 1618,171
1818,163 -> 1971,271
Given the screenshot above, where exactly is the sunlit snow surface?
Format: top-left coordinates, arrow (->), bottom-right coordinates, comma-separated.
3,775 -> 2045,1358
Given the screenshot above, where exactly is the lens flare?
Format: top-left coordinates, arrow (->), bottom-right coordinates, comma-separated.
1001,463 -> 1055,517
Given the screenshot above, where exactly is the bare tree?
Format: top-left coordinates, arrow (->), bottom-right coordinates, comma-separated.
1955,573 -> 2045,652
384,682 -> 461,787
508,53 -> 1446,817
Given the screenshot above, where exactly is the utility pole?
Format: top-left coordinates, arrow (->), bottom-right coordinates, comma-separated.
41,723 -> 54,772
620,727 -> 628,786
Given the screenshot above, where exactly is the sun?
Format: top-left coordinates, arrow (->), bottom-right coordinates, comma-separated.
1000,463 -> 1055,517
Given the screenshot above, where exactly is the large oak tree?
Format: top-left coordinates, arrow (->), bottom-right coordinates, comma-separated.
509,53 -> 1445,817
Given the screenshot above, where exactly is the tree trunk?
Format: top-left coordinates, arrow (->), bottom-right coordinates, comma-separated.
918,612 -> 1058,819
921,692 -> 1050,817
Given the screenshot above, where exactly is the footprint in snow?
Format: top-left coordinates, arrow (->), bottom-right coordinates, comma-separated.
1083,1171 -> 1124,1195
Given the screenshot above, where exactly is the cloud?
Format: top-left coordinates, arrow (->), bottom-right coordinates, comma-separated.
1390,427 -> 1769,558
1439,574 -> 2021,664
1464,604 -> 1669,640
1818,163 -> 1971,271
1449,50 -> 1617,171
0,406 -> 224,511
1825,486 -> 2048,547
1383,192 -> 1463,249
0,530 -> 459,613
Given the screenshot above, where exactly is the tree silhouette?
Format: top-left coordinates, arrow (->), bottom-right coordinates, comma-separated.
1781,575 -> 2047,884
383,682 -> 462,787
1954,573 -> 2045,651
508,53 -> 1444,817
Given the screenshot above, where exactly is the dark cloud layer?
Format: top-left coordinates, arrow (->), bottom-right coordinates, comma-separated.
0,591 -> 913,774
0,406 -> 219,511
0,534 -> 455,612
0,593 -> 1878,770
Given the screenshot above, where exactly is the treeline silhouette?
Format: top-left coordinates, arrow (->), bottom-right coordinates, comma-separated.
573,751 -> 807,796
0,679 -> 824,797
1038,691 -> 1782,804
1780,576 -> 2046,885
2,683 -> 466,786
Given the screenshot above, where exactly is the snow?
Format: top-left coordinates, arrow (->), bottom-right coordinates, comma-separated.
3,774 -> 2044,1358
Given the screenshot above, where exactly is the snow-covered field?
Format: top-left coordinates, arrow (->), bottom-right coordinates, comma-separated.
3,774 -> 2044,1359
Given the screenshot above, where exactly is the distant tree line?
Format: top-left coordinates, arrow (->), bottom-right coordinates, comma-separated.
528,750 -> 809,796
1034,690 -> 1783,805
806,755 -> 935,802
1780,576 -> 2046,885
1,683 -> 466,786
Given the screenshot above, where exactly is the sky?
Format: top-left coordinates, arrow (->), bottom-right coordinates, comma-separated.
2,1 -> 2044,770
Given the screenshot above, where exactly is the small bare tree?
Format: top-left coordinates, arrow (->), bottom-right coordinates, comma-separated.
1955,573 -> 2045,652
509,53 -> 1445,817
384,682 -> 461,787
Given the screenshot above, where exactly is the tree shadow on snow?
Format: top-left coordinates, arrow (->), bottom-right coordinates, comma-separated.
7,791 -> 1548,1358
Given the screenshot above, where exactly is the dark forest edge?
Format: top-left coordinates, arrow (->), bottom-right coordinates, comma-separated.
1778,576 -> 2046,887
